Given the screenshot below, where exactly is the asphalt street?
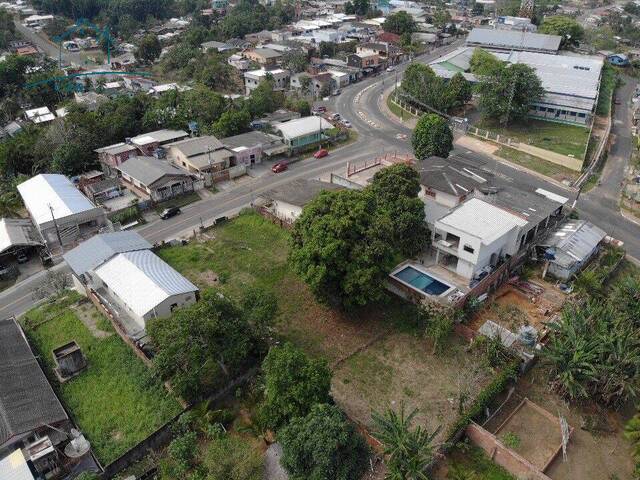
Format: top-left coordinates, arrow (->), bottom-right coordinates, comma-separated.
1,41 -> 638,320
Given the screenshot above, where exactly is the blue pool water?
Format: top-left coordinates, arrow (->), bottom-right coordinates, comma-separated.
393,266 -> 451,296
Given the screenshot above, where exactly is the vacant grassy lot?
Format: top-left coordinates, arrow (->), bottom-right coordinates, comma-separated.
495,146 -> 579,183
159,212 -> 494,443
23,295 -> 181,464
435,446 -> 517,480
479,119 -> 590,159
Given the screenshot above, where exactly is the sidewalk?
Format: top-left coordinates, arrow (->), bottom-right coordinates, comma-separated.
379,87 -> 418,129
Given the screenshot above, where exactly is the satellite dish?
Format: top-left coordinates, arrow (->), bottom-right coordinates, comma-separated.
64,430 -> 91,458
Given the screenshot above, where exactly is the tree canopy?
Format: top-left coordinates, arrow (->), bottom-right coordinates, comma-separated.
147,291 -> 260,402
280,404 -> 370,480
259,343 -> 332,431
412,113 -> 453,160
401,63 -> 472,114
476,63 -> 544,125
383,11 -> 417,35
135,34 -> 162,64
469,48 -> 504,77
539,16 -> 584,46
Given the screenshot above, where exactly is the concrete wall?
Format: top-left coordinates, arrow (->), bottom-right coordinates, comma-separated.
271,200 -> 303,223
466,422 -> 554,480
141,292 -> 198,327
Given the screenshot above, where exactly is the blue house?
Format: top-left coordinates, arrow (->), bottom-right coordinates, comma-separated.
607,53 -> 629,66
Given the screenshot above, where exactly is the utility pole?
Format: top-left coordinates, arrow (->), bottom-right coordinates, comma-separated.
48,204 -> 64,251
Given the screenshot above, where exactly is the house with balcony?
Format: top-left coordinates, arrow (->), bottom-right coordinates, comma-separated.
166,135 -> 234,185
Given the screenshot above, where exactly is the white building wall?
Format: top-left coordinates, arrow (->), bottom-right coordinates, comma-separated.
272,200 -> 303,223
141,292 -> 198,327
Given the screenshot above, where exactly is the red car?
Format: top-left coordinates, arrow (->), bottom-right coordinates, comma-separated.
271,161 -> 288,173
313,148 -> 329,159
314,105 -> 327,113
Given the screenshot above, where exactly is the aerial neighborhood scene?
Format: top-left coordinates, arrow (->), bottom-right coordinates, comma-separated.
3,0 -> 640,479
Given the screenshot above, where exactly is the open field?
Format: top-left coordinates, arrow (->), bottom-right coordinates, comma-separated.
479,119 -> 590,159
23,295 -> 181,464
159,212 -> 496,446
495,146 -> 579,183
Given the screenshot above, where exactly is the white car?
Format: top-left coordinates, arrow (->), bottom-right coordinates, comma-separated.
386,66 -> 396,72
342,120 -> 352,128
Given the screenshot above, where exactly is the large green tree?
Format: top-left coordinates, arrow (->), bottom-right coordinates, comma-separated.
368,164 -> 429,257
539,16 -> 584,46
259,343 -> 331,430
383,11 -> 417,35
412,113 -> 453,160
372,404 -> 441,480
147,292 -> 259,402
476,63 -> 544,125
280,404 -> 370,480
289,189 -> 396,308
401,63 -> 449,113
135,34 -> 162,64
469,48 -> 503,77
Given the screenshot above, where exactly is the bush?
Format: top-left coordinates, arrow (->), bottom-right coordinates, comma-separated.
279,404 -> 370,480
201,433 -> 263,480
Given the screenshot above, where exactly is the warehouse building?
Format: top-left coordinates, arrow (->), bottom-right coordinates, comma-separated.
465,28 -> 561,54
17,174 -> 106,248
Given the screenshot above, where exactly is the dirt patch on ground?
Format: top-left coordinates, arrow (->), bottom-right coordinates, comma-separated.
468,280 -> 566,338
484,365 -> 635,480
197,270 -> 220,286
332,333 -> 493,444
494,400 -> 563,471
72,302 -> 112,339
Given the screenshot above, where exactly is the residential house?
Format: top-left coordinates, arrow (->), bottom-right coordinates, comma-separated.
64,231 -> 198,332
17,174 -> 106,248
465,27 -> 561,54
327,69 -> 350,89
116,156 -> 200,202
130,129 -> 189,156
0,317 -> 70,459
95,142 -> 139,175
201,40 -> 233,52
311,72 -> 337,96
74,91 -> 108,110
537,220 -> 607,280
347,52 -> 381,71
244,68 -> 290,95
221,130 -> 287,166
260,179 -> 343,224
273,116 -> 333,151
228,53 -> 252,71
242,48 -> 283,67
251,109 -> 302,129
24,107 -> 55,124
123,76 -> 157,92
166,135 -> 234,184
357,42 -> 404,65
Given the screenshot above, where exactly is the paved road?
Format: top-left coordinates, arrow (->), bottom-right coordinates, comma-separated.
14,20 -> 84,66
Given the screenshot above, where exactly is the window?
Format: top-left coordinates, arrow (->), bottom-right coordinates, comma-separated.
170,303 -> 178,312
570,111 -> 576,116
463,244 -> 475,254
538,107 -> 547,112
578,113 -> 586,118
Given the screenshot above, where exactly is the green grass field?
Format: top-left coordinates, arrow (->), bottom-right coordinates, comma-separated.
479,119 -> 590,159
495,146 -> 579,182
23,296 -> 181,464
444,446 -> 517,480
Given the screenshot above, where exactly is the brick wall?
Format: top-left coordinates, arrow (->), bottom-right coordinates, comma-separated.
466,423 -> 553,480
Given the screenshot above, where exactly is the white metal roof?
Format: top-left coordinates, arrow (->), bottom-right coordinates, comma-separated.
0,450 -> 34,480
17,174 -> 97,227
131,129 -> 188,146
94,250 -> 198,318
436,198 -> 528,244
24,107 -> 55,124
275,116 -> 333,140
467,28 -> 561,52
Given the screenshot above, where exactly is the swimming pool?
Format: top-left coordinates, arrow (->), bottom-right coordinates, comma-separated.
393,265 -> 452,296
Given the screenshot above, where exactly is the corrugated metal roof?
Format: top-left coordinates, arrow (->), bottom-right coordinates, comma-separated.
117,156 -> 193,186
274,116 -> 332,140
437,198 -> 528,244
17,174 -> 98,227
467,28 -> 561,52
166,135 -> 224,157
131,129 -> 188,146
0,218 -> 42,255
543,220 -> 606,268
0,318 -> 68,448
94,250 -> 198,318
63,231 -> 152,276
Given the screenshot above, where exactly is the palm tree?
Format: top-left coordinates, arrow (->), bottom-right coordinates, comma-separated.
372,403 -> 441,480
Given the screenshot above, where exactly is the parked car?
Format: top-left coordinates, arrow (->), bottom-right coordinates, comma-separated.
272,161 -> 288,173
15,250 -> 28,264
330,113 -> 341,121
0,264 -> 10,277
342,120 -> 352,128
314,105 -> 327,112
313,148 -> 329,159
160,206 -> 181,219
386,66 -> 396,72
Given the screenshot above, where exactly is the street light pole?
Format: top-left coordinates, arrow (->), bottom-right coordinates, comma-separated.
48,204 -> 64,251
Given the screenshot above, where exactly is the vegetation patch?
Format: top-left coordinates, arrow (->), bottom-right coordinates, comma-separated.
23,297 -> 181,464
495,146 -> 579,182
596,63 -> 617,116
480,119 -> 590,159
442,445 -> 517,480
153,191 -> 201,214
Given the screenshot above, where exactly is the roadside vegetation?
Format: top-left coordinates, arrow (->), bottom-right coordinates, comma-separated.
495,146 -> 579,182
22,294 -> 181,463
597,63 -> 618,116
